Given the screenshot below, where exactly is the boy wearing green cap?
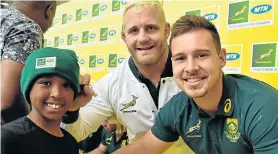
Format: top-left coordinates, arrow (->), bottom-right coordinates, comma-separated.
1,47 -> 80,154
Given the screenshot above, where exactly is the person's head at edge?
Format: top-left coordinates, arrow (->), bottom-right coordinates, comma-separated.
121,1 -> 170,69
11,1 -> 57,33
170,14 -> 226,101
20,47 -> 80,123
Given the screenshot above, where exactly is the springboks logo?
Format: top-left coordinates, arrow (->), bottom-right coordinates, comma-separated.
120,95 -> 138,111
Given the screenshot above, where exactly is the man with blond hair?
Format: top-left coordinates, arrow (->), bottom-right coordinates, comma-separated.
63,1 -> 193,153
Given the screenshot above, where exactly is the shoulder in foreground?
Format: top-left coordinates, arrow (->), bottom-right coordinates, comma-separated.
227,74 -> 278,98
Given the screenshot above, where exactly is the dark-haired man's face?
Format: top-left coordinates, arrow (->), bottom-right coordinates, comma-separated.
171,29 -> 226,99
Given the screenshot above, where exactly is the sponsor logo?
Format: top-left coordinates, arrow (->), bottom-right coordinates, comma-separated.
226,53 -> 240,61
118,58 -> 125,63
83,10 -> 88,15
82,31 -> 89,43
76,9 -> 82,21
109,30 -> 117,36
89,33 -> 96,38
68,15 -> 72,20
100,27 -> 108,41
92,3 -> 100,17
224,99 -> 232,113
97,59 -> 104,64
203,13 -> 218,21
62,13 -> 67,24
251,4 -> 272,14
36,57 -> 56,69
112,0 -> 120,11
73,36 -> 79,41
108,54 -> 117,67
54,37 -> 59,47
100,5 -> 108,11
89,55 -> 96,67
79,59 -> 85,64
67,34 -> 73,45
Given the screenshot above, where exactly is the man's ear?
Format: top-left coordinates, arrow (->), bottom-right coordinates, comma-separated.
165,22 -> 170,39
44,4 -> 54,20
121,31 -> 126,43
219,48 -> 227,68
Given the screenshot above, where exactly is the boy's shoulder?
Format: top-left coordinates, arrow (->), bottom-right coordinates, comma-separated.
1,117 -> 36,141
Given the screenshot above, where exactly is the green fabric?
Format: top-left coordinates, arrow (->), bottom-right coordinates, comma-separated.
20,47 -> 80,104
152,74 -> 278,154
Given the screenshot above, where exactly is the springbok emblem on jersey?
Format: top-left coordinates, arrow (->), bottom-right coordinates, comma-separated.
120,95 -> 138,111
185,119 -> 202,135
105,136 -> 113,145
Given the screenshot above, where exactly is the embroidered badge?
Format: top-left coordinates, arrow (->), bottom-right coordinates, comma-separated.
35,57 -> 56,69
120,95 -> 138,111
185,119 -> 202,138
224,118 -> 241,142
105,136 -> 113,145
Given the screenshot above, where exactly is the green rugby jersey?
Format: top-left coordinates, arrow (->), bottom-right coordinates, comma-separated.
152,74 -> 278,154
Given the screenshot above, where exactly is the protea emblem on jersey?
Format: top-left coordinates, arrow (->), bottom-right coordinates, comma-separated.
120,95 -> 138,111
224,118 -> 241,142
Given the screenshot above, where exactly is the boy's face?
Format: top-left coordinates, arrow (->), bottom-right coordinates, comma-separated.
29,75 -> 74,121
171,29 -> 226,98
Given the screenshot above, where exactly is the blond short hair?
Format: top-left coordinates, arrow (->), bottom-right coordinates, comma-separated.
122,0 -> 166,30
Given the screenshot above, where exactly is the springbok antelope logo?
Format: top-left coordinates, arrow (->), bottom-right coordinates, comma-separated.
255,48 -> 273,62
231,5 -> 247,19
90,57 -> 96,65
105,136 -> 113,145
120,95 -> 138,111
110,56 -> 117,64
185,119 -> 202,135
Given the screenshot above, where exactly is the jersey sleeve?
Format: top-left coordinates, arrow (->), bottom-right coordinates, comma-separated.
1,21 -> 43,64
101,129 -> 108,146
151,96 -> 180,142
246,90 -> 278,154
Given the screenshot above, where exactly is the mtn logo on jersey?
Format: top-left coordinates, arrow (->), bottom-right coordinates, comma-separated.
120,95 -> 138,113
